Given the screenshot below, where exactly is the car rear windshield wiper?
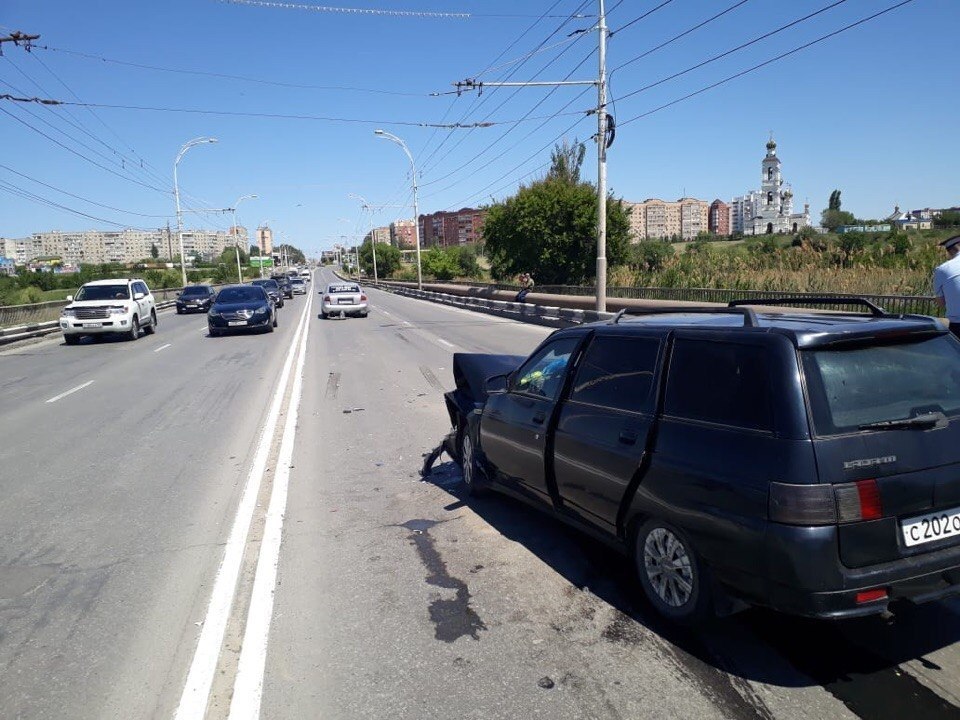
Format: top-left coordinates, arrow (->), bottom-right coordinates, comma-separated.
859,412 -> 946,431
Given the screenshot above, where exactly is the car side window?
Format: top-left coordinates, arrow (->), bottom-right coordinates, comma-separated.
570,336 -> 661,414
137,282 -> 150,295
511,337 -> 580,401
664,339 -> 773,431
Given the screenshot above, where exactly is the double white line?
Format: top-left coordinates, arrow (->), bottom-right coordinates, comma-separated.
176,293 -> 312,720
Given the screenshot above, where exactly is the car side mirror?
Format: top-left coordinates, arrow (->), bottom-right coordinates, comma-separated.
65,295 -> 74,303
485,374 -> 509,395
134,292 -> 145,300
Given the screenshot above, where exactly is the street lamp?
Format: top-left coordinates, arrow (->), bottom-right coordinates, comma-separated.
174,136 -> 218,287
232,194 -> 258,283
374,129 -> 421,290
348,193 -> 378,283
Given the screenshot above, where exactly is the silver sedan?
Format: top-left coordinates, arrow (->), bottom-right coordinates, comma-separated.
320,282 -> 369,318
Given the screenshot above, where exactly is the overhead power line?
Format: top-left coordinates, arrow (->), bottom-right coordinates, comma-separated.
217,0 -> 590,18
609,0 -> 675,37
34,45 -> 428,97
618,0 -> 917,127
611,0 -> 849,104
0,179 -> 148,229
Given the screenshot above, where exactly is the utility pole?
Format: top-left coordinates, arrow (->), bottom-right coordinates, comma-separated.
595,0 -> 608,311
452,0 -> 610,311
166,221 -> 173,262
0,31 -> 39,52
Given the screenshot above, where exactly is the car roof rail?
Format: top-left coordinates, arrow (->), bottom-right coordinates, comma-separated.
728,296 -> 887,317
610,305 -> 759,327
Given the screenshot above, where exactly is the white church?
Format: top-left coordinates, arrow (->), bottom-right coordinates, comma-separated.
732,137 -> 810,235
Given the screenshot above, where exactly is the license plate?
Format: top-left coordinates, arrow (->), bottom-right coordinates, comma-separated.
188,304 -> 199,308
85,322 -> 103,328
228,320 -> 247,326
901,506 -> 960,547
337,298 -> 353,304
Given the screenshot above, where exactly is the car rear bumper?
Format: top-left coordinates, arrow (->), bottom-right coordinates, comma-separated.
759,523 -> 960,619
208,314 -> 272,331
322,301 -> 367,316
176,304 -> 209,313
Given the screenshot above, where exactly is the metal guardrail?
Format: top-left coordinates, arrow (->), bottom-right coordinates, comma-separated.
434,281 -> 941,317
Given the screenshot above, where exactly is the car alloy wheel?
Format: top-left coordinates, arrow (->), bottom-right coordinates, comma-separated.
127,316 -> 139,341
644,528 -> 694,608
144,310 -> 157,335
635,520 -> 712,625
460,431 -> 485,497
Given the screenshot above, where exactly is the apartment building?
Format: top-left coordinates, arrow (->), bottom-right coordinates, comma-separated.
417,207 -> 488,248
390,219 -> 417,249
3,228 -> 245,265
709,199 -> 731,236
624,198 -> 710,241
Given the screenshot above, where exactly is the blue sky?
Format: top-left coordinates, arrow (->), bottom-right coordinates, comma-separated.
1,0 -> 956,256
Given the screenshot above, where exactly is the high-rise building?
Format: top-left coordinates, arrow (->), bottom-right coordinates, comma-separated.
418,208 -> 488,247
623,198 -> 710,241
731,137 -> 810,235
709,200 -> 731,236
255,226 -> 273,255
390,219 -> 417,249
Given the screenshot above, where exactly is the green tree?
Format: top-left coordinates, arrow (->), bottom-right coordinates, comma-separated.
546,138 -> 586,184
828,189 -> 842,211
483,178 -> 631,284
422,247 -> 461,281
150,243 -> 159,260
629,241 -> 673,272
935,210 -> 960,229
358,240 -> 401,277
821,209 -> 856,231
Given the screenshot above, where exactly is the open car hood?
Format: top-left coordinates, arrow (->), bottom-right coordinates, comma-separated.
452,352 -> 525,405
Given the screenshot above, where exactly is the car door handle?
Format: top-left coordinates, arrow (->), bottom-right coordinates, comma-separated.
532,412 -> 546,425
618,431 -> 638,445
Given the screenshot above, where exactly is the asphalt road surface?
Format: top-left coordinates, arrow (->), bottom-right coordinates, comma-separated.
3,267 -> 960,719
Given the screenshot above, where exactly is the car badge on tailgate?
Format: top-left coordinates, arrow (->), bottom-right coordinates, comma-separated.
843,455 -> 897,470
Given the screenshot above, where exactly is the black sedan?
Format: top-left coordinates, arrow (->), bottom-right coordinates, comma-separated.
250,278 -> 284,307
176,284 -> 216,314
207,285 -> 277,336
272,275 -> 294,299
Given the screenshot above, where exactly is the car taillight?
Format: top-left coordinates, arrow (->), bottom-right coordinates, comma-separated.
324,295 -> 331,302
855,588 -> 888,604
769,483 -> 836,525
835,479 -> 882,523
360,294 -> 367,301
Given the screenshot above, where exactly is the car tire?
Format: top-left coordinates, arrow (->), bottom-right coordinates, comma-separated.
209,327 -> 220,337
64,334 -> 80,345
177,308 -> 183,315
273,314 -> 278,328
634,519 -> 713,626
127,316 -> 140,341
320,312 -> 328,319
144,310 -> 157,335
460,430 -> 486,498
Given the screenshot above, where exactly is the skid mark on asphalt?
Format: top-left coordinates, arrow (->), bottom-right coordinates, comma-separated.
325,371 -> 341,400
419,365 -> 443,392
399,519 -> 486,643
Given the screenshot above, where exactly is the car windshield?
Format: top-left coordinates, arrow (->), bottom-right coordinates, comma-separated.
181,287 -> 209,296
253,280 -> 278,289
75,284 -> 129,301
802,336 -> 960,435
329,284 -> 359,294
216,287 -> 264,304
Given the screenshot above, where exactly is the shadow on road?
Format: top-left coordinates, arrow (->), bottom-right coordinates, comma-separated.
422,458 -> 960,719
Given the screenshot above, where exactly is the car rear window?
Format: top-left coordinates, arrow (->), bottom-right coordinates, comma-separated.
801,336 -> 960,435
329,284 -> 359,293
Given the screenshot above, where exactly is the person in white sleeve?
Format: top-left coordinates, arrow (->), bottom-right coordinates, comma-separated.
933,234 -> 960,338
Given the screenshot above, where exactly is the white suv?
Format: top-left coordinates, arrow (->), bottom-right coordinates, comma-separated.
60,278 -> 158,344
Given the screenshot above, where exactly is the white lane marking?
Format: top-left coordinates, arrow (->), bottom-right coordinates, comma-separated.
154,343 -> 172,353
228,292 -> 312,719
436,337 -> 455,349
45,380 -> 94,404
174,297 -> 312,720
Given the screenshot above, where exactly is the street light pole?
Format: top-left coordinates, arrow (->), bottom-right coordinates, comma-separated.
348,193 -> 378,283
374,129 -> 421,290
232,194 -> 258,283
174,137 -> 217,287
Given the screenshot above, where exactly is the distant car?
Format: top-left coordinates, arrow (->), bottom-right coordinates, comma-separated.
291,278 -> 307,295
320,282 -> 367,318
60,278 -> 157,344
250,278 -> 284,308
176,284 -> 216,314
300,269 -> 311,282
207,285 -> 277,336
272,275 -> 294,299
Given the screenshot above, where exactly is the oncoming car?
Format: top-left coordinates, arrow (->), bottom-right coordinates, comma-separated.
60,278 -> 157,344
291,278 -> 307,295
207,285 -> 277,336
176,284 -> 216,314
320,283 -> 368,319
